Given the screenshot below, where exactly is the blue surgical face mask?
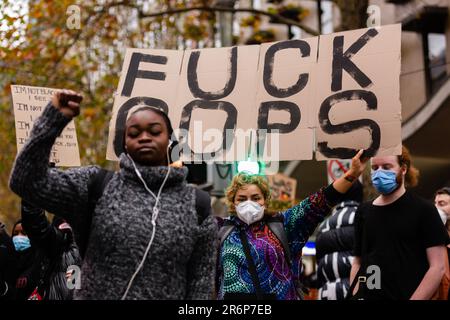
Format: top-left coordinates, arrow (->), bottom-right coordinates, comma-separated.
371,169 -> 398,195
13,235 -> 31,252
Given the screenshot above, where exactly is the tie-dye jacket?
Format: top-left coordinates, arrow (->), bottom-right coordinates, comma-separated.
217,184 -> 343,300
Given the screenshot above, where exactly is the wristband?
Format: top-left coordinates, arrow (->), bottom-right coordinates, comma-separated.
344,174 -> 357,183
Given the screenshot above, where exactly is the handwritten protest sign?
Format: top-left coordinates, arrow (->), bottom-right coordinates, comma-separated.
255,37 -> 317,160
174,45 -> 260,162
107,24 -> 402,162
11,85 -> 81,166
314,24 -> 402,160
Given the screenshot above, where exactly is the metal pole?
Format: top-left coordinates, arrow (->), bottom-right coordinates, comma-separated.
422,31 -> 432,98
216,0 -> 236,47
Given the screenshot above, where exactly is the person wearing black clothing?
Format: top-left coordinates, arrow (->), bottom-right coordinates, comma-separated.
351,146 -> 448,300
10,220 -> 41,300
0,222 -> 16,300
21,200 -> 82,300
316,180 -> 363,300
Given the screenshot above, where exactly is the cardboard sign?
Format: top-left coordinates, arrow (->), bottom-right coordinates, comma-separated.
11,85 -> 81,166
267,173 -> 297,204
107,24 -> 402,162
107,49 -> 184,161
173,45 -> 260,162
255,37 -> 317,160
314,24 -> 402,160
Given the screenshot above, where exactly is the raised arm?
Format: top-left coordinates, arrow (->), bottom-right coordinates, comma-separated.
9,90 -> 98,222
283,149 -> 368,245
281,149 -> 368,276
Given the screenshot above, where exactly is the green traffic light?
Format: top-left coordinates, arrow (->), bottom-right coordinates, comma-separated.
237,160 -> 260,174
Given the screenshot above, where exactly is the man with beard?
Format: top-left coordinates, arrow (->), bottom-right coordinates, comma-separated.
349,146 -> 448,300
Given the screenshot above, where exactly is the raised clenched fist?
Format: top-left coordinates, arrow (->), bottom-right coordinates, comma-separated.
51,89 -> 83,119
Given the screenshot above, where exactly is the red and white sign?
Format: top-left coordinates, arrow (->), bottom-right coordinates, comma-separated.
327,159 -> 351,184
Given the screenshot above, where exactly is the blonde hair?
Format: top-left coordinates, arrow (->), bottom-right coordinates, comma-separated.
226,173 -> 271,214
397,145 -> 419,187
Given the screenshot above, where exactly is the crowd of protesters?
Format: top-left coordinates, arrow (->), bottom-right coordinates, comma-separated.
1,90 -> 448,300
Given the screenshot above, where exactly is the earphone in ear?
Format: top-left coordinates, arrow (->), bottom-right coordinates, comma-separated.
167,139 -> 180,164
167,140 -> 174,150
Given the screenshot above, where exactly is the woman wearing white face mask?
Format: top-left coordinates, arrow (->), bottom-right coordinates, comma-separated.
215,150 -> 368,300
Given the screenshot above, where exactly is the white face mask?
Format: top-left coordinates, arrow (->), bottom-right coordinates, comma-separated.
436,207 -> 448,225
235,200 -> 264,225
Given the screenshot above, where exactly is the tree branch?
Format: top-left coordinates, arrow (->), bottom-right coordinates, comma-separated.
137,5 -> 320,36
53,1 -> 131,71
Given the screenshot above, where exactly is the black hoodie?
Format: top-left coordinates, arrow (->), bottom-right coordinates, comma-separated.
21,200 -> 82,300
0,225 -> 17,300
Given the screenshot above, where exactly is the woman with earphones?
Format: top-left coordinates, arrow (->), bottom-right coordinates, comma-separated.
9,90 -> 218,300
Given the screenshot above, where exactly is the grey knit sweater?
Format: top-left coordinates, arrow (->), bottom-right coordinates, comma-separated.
9,103 -> 218,300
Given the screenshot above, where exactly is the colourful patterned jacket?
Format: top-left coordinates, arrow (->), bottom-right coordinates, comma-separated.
217,184 -> 343,300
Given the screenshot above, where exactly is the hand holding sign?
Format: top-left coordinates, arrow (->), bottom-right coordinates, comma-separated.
347,149 -> 369,179
51,89 -> 83,119
333,149 -> 368,194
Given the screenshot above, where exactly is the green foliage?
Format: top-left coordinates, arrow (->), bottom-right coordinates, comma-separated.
245,29 -> 276,44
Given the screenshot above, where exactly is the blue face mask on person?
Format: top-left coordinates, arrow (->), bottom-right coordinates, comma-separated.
371,169 -> 398,195
12,235 -> 31,252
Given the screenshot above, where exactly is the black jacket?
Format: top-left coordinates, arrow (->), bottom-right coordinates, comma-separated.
21,201 -> 81,300
316,201 -> 359,300
12,246 -> 41,300
0,227 -> 17,300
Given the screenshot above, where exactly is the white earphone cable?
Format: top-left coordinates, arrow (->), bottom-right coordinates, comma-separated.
121,144 -> 172,300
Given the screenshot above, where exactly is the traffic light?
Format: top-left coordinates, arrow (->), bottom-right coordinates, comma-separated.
236,159 -> 265,175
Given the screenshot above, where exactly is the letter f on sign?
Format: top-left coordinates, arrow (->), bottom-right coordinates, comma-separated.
121,53 -> 168,97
